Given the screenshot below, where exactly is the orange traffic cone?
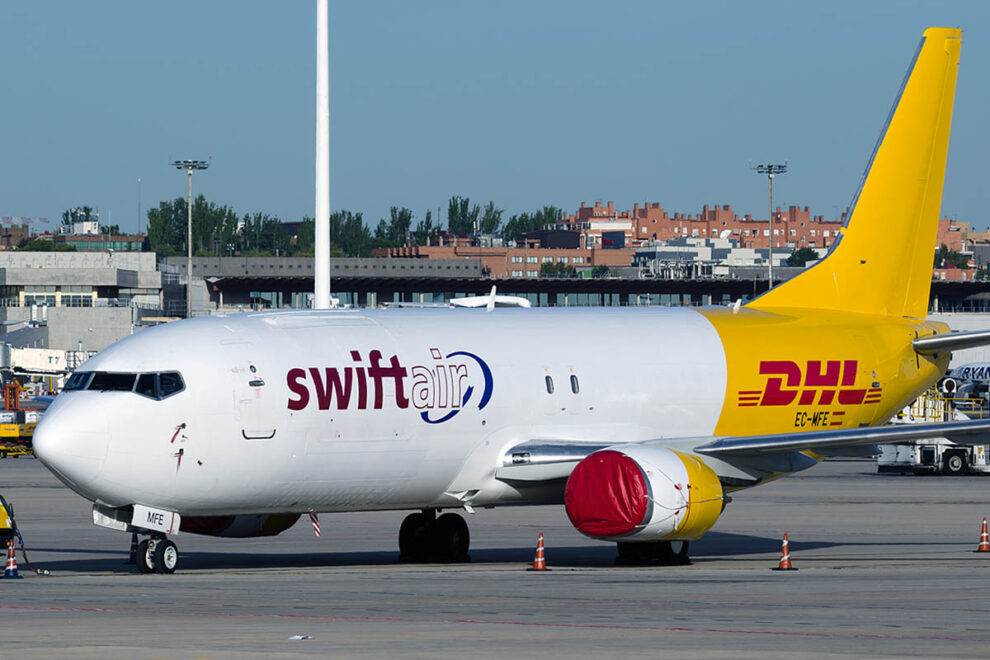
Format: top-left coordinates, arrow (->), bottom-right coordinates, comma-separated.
976,518 -> 990,553
527,532 -> 550,571
771,533 -> 798,571
125,533 -> 139,564
2,540 -> 22,579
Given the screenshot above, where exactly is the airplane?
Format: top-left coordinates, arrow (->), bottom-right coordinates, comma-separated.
33,27 -> 990,574
942,361 -> 990,394
938,361 -> 990,415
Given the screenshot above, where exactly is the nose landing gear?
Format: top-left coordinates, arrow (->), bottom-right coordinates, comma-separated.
136,536 -> 179,574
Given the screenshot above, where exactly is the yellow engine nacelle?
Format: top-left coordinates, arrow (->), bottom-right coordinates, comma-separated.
564,445 -> 724,542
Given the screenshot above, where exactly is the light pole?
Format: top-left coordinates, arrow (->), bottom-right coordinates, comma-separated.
314,0 -> 331,309
754,163 -> 787,286
171,159 -> 210,318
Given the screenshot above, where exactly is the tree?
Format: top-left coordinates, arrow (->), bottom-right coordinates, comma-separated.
61,206 -> 95,227
591,265 -> 612,278
100,224 -> 121,236
290,218 -> 315,257
145,198 -> 187,256
540,261 -> 576,278
412,210 -> 437,246
374,207 -> 413,245
478,201 -> 503,235
147,195 -> 275,257
240,212 -> 289,256
328,210 -> 373,256
18,239 -> 75,252
786,246 -> 820,267
447,196 -> 480,235
503,206 -> 563,241
934,244 -> 969,269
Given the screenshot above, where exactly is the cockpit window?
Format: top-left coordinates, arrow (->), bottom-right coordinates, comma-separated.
63,371 -> 92,391
135,373 -> 158,399
158,372 -> 184,398
88,372 -> 137,392
63,370 -> 185,400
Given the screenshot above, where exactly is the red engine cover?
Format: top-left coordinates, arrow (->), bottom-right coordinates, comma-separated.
564,450 -> 649,538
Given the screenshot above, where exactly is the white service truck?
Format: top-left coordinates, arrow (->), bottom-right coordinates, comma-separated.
877,389 -> 990,475
877,440 -> 990,475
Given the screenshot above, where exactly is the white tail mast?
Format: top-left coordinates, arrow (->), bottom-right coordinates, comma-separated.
313,0 -> 331,309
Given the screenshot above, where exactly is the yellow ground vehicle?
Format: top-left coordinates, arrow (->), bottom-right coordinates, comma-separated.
0,384 -> 41,458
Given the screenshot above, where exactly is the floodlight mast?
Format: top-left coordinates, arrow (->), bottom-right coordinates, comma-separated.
171,159 -> 210,319
754,163 -> 788,286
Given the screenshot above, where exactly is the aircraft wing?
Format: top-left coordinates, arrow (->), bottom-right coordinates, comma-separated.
496,419 -> 990,482
914,329 -> 990,354
695,419 -> 990,456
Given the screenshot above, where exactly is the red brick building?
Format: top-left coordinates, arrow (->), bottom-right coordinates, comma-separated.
556,201 -> 845,251
0,224 -> 33,249
376,201 -> 984,278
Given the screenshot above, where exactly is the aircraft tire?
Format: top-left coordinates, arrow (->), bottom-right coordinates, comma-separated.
433,513 -> 470,563
616,541 -> 690,566
660,540 -> 691,566
616,541 -> 660,565
154,539 -> 178,574
398,512 -> 431,562
137,539 -> 155,574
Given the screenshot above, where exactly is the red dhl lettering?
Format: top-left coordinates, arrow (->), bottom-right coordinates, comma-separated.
737,359 -> 882,408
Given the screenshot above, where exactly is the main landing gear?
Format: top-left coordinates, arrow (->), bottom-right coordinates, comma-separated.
616,540 -> 691,566
136,536 -> 179,574
398,509 -> 470,563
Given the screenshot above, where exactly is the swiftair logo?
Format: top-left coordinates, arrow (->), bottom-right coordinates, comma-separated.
286,348 -> 493,424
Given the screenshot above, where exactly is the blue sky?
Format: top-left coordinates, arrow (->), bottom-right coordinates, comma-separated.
1,1 -> 987,234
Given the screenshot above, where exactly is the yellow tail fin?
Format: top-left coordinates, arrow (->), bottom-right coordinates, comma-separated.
749,27 -> 961,318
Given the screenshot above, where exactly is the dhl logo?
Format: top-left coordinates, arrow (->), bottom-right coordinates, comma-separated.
737,360 -> 882,408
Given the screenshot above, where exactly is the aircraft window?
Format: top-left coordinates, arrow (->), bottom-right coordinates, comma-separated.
88,372 -> 137,392
158,372 -> 185,398
63,371 -> 92,391
545,375 -> 554,394
570,375 -> 580,394
135,373 -> 158,399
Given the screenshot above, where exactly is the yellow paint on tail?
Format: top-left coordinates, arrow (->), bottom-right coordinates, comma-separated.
702,29 -> 961,435
749,28 -> 961,319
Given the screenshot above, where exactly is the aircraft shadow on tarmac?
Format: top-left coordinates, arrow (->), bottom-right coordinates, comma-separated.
27,531 -> 958,573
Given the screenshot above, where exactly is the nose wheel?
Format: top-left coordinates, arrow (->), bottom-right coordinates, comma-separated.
136,537 -> 179,574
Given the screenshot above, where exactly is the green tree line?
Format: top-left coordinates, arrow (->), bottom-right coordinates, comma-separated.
140,195 -> 567,258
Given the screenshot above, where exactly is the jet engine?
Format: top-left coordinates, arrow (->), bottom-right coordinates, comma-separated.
940,377 -> 957,396
564,446 -> 724,542
180,513 -> 301,538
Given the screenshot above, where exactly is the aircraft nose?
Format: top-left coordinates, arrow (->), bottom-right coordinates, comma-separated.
33,396 -> 110,498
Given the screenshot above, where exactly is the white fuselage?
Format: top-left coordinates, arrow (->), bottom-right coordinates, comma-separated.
34,307 -> 728,516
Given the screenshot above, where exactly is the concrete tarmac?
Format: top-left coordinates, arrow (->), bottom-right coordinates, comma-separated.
2,457 -> 990,658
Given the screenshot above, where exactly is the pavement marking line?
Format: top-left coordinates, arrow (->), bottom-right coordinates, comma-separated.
0,605 -> 986,643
